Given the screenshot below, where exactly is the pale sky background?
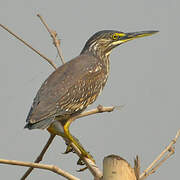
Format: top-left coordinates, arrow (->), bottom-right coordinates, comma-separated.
0,0 -> 179,180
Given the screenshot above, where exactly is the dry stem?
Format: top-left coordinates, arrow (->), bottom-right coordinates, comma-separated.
72,105 -> 123,123
140,129 -> 180,180
0,24 -> 57,70
37,14 -> 65,64
0,158 -> 79,180
21,134 -> 56,180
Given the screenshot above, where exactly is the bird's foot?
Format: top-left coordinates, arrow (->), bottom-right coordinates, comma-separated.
63,137 -> 95,166
63,128 -> 95,166
63,120 -> 95,167
62,143 -> 93,172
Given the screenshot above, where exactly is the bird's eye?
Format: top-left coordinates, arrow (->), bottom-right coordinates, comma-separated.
112,33 -> 119,40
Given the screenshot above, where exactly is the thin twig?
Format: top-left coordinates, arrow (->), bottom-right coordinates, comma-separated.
140,129 -> 180,180
0,24 -> 57,70
0,158 -> 79,180
146,147 -> 175,177
72,105 -> 123,123
37,14 -> 65,64
21,134 -> 56,180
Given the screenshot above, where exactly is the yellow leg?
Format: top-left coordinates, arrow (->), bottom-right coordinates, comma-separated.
48,119 -> 95,165
64,119 -> 95,163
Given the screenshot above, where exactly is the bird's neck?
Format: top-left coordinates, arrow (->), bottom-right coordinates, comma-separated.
82,48 -> 110,75
81,44 -> 110,69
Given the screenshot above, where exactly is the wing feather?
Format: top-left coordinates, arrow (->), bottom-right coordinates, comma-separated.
26,54 -> 107,126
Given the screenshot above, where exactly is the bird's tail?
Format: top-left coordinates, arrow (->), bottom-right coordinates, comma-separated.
24,118 -> 53,130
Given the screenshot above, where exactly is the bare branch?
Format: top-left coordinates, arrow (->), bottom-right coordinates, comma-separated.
37,14 -> 65,64
21,134 -> 56,180
0,24 -> 57,70
72,105 -> 123,123
145,146 -> 175,177
0,158 -> 79,180
140,129 -> 180,180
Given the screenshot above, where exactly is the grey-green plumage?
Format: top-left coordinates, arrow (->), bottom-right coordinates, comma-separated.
25,30 -> 158,163
25,53 -> 109,129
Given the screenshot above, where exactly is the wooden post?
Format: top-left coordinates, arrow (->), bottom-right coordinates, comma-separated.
102,155 -> 137,180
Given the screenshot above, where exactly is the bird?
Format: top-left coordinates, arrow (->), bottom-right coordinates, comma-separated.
25,30 -> 158,164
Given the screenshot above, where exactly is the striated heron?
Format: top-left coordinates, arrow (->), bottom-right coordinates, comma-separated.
25,30 -> 158,164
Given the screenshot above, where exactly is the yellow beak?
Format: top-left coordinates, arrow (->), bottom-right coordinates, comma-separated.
111,30 -> 159,46
120,30 -> 159,43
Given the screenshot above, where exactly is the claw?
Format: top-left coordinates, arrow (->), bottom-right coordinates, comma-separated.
76,166 -> 88,172
63,121 -> 96,163
62,144 -> 74,154
77,157 -> 85,165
